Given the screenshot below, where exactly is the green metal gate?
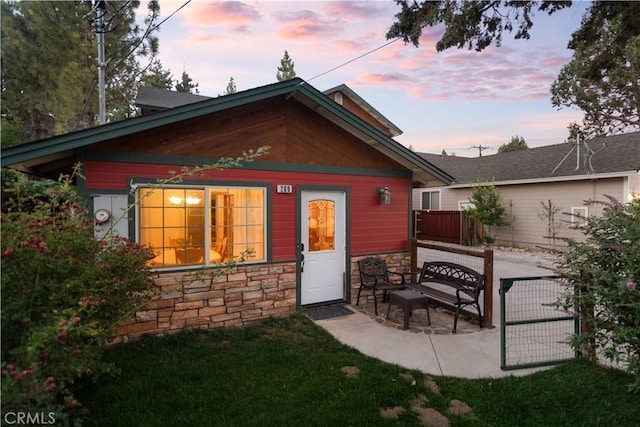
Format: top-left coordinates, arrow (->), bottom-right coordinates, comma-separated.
500,276 -> 580,370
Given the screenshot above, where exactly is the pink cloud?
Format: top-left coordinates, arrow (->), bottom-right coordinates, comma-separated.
519,110 -> 584,132
184,1 -> 260,32
542,55 -> 571,68
361,72 -> 412,84
274,10 -> 339,39
416,27 -> 445,48
323,1 -> 389,20
333,39 -> 370,53
188,30 -> 217,44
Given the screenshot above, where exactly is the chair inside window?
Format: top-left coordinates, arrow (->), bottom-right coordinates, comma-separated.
215,236 -> 228,262
170,237 -> 203,264
357,257 -> 406,315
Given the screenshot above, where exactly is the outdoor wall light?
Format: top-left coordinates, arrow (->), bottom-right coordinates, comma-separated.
378,187 -> 391,205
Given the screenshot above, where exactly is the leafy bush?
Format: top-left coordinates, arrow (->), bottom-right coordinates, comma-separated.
556,195 -> 640,392
1,174 -> 154,423
466,181 -> 508,244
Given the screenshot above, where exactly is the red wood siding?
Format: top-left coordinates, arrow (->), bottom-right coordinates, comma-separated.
91,100 -> 404,171
85,161 -> 410,259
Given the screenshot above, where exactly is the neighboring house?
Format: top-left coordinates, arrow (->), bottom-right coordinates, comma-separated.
414,132 -> 640,248
2,78 -> 452,339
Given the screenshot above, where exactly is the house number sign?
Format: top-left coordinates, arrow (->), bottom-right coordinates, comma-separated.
276,184 -> 293,194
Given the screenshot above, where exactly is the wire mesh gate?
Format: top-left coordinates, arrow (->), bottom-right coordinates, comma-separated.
500,276 -> 580,370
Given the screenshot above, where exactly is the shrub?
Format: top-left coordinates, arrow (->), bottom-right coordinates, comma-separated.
1,174 -> 154,423
556,195 -> 640,392
466,181 -> 508,244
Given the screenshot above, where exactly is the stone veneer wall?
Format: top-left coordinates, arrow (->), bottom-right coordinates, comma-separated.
116,251 -> 410,342
349,252 -> 411,305
116,261 -> 297,342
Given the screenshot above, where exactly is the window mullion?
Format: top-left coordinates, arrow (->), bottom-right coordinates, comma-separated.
204,188 -> 210,264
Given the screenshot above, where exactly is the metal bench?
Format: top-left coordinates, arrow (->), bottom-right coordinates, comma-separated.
406,261 -> 485,333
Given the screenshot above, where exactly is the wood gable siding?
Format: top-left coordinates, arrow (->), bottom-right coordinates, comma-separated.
90,98 -> 404,171
327,92 -> 392,136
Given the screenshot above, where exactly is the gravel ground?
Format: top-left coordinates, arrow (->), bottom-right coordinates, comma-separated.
420,240 -> 561,270
491,246 -> 560,270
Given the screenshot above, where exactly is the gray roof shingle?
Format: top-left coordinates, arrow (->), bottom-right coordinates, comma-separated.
136,86 -> 211,110
418,132 -> 640,184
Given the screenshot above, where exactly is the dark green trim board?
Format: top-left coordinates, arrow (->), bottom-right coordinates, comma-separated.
129,177 -> 271,189
407,177 -> 414,246
83,150 -> 414,179
295,185 -> 351,310
1,78 -> 453,186
127,192 -> 136,241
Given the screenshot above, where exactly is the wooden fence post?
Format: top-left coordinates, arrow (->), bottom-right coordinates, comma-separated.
483,248 -> 494,328
410,238 -> 418,284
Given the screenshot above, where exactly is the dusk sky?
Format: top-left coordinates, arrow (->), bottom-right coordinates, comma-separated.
139,0 -> 590,156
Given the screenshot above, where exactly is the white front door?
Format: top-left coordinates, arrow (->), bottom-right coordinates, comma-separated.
300,191 -> 346,305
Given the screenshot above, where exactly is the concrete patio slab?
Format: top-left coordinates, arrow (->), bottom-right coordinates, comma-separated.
314,259 -> 557,378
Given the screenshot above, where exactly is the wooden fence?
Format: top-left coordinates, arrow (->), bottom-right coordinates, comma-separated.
413,210 -> 483,246
410,239 -> 494,328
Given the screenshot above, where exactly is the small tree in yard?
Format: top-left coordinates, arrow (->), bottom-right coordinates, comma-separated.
466,181 -> 508,244
556,195 -> 640,392
538,199 -> 563,249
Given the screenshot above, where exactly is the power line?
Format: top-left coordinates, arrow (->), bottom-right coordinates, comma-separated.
469,145 -> 492,157
305,37 -> 402,83
110,0 -> 191,71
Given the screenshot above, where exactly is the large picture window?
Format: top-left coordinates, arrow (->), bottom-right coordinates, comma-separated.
140,186 -> 266,267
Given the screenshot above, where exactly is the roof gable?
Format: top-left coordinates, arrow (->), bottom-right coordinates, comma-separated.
2,78 -> 452,186
323,84 -> 403,137
419,132 -> 640,185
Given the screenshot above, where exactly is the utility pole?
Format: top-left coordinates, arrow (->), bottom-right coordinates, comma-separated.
93,1 -> 107,125
469,145 -> 492,157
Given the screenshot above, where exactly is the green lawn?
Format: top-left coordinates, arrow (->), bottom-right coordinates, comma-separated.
79,314 -> 638,426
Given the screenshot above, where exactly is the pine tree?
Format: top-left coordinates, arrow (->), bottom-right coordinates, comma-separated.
141,60 -> 174,89
223,77 -> 237,95
497,135 -> 528,153
175,71 -> 199,94
276,51 -> 296,81
1,1 -> 161,142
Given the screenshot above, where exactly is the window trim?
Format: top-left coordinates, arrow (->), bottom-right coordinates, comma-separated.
570,206 -> 588,229
420,189 -> 441,211
134,181 -> 269,270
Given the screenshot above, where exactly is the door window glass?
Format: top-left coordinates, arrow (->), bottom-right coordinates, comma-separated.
308,199 -> 335,251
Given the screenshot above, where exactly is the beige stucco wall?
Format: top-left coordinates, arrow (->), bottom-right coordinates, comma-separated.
628,171 -> 640,199
414,176 -> 633,249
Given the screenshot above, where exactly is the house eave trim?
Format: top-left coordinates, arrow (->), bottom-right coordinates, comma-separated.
448,171 -> 637,188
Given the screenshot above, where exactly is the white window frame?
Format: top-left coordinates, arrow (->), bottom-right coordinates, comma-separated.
420,190 -> 441,211
570,206 -> 588,229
